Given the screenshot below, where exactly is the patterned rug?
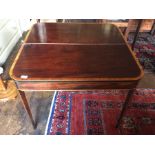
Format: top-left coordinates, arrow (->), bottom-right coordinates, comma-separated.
45,89 -> 155,135
128,32 -> 155,73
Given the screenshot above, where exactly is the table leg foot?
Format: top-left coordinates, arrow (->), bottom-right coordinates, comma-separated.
116,89 -> 135,128
18,90 -> 37,129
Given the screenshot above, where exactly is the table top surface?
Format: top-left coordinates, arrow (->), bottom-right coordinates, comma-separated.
25,23 -> 126,44
10,23 -> 143,82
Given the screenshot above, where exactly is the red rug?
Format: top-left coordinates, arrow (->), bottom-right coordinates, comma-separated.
128,32 -> 155,73
45,89 -> 155,135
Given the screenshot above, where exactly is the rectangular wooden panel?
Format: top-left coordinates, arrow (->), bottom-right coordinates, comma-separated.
11,44 -> 143,81
25,23 -> 126,44
16,81 -> 138,91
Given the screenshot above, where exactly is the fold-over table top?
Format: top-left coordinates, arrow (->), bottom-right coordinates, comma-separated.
10,23 -> 143,81
25,23 -> 126,44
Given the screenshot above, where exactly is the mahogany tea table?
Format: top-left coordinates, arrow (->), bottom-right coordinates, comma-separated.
10,23 -> 144,129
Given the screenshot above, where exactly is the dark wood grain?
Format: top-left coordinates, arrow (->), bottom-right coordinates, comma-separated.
116,89 -> 135,128
131,19 -> 143,50
12,44 -> 142,81
16,81 -> 138,91
18,90 -> 36,128
26,23 -> 126,44
10,23 -> 144,129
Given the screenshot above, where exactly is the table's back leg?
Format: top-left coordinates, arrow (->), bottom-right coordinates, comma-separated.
131,20 -> 143,50
116,89 -> 135,128
18,90 -> 37,129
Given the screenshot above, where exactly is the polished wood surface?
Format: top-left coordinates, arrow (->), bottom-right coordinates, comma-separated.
0,76 -> 6,90
16,81 -> 138,91
0,80 -> 17,101
11,44 -> 142,81
10,23 -> 144,129
18,90 -> 36,128
25,23 -> 126,44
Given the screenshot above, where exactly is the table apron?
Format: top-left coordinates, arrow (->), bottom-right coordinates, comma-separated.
15,81 -> 139,91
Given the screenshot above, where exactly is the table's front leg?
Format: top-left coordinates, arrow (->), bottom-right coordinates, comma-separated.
18,90 -> 36,129
116,89 -> 135,128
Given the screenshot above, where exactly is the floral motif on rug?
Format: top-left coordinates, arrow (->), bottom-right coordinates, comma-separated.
45,89 -> 155,135
128,32 -> 155,73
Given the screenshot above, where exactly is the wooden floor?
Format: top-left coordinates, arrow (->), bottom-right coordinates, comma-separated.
0,28 -> 155,135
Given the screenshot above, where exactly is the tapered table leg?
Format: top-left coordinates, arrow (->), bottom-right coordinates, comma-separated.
18,90 -> 36,129
150,20 -> 155,35
116,89 -> 135,128
131,19 -> 143,50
